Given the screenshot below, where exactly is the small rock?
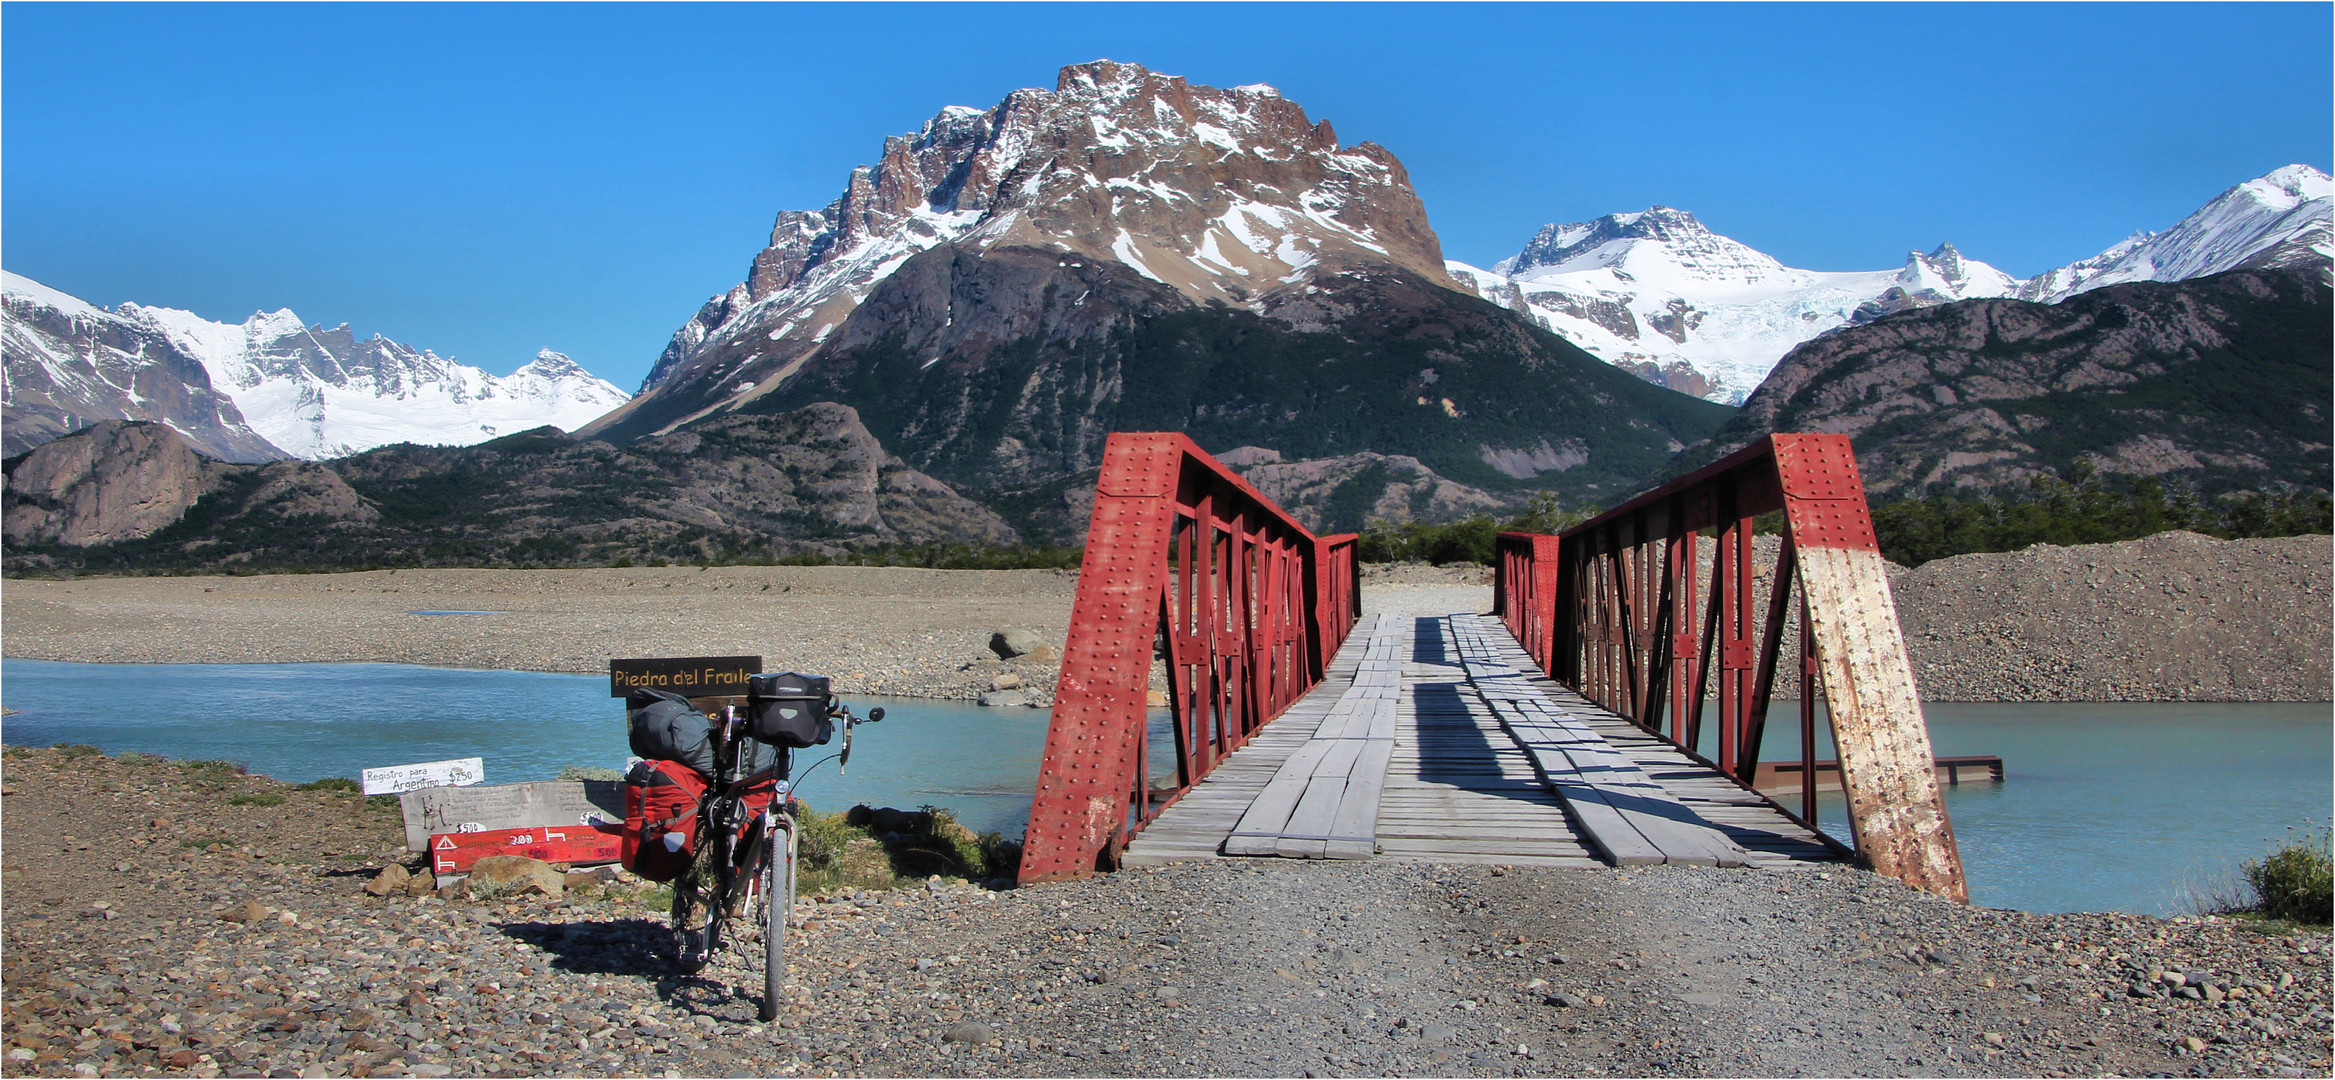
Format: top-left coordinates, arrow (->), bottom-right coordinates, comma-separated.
2180,1035 -> 2208,1053
365,864 -> 411,897
1145,690 -> 1169,708
1545,992 -> 1587,1009
2160,970 -> 2187,988
1420,1024 -> 1456,1047
1983,1032 -> 2005,1047
1020,644 -> 1061,664
222,900 -> 270,924
942,1022 -> 996,1045
988,673 -> 1023,691
977,689 -> 1031,708
467,856 -> 562,900
405,871 -> 438,897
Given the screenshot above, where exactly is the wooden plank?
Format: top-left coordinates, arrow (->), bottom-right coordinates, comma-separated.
1223,739 -> 1334,856
1323,741 -> 1394,859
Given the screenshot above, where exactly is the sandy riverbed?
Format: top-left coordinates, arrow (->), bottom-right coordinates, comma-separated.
4,533 -> 2327,702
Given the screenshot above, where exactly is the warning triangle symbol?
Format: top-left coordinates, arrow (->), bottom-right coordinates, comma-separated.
434,836 -> 457,850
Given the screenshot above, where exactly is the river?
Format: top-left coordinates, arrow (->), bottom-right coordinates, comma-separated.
2,659 -> 2324,917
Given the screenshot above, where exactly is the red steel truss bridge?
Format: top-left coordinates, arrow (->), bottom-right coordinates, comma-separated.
1018,432 -> 1966,902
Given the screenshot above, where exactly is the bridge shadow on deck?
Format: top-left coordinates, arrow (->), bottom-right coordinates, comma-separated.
1401,616 -> 1556,804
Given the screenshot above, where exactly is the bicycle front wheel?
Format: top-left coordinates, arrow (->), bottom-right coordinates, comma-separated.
760,820 -> 795,1022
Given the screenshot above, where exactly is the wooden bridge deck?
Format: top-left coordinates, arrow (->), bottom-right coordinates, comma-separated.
1123,610 -> 1842,871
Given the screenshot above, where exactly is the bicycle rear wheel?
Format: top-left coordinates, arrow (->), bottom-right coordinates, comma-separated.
759,818 -> 795,1022
670,836 -> 725,973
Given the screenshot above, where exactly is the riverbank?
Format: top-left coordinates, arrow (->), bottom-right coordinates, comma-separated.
3,744 -> 2328,1078
2,532 -> 2327,701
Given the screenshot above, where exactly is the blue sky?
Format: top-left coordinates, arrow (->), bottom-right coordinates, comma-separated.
5,3 -> 2328,392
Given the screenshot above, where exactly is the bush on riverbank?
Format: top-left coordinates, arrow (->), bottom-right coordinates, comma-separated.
794,802 -> 1021,894
2241,827 -> 2333,926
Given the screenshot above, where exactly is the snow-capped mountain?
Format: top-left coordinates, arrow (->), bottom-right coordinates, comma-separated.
1447,209 -> 2022,403
1453,165 -> 2332,404
2018,164 -> 2332,301
3,271 -> 630,461
589,59 -> 1450,440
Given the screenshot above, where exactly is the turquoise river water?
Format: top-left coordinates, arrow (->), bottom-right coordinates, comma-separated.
1,659 -> 2325,917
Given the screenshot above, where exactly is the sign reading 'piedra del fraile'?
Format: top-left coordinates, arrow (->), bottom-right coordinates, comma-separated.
608,656 -> 762,697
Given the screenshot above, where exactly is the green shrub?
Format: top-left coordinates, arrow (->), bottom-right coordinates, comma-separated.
294,777 -> 362,793
116,751 -> 162,766
52,743 -> 102,760
796,804 -> 859,873
228,793 -> 285,807
2243,827 -> 2333,925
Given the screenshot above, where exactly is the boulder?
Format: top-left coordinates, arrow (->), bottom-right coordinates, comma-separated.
978,689 -> 1031,708
989,627 -> 1046,659
363,864 -> 410,897
1019,644 -> 1061,664
988,672 -> 1023,691
467,856 -> 563,899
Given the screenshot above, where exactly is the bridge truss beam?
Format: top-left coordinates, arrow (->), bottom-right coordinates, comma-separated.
1495,434 -> 1967,901
1020,434 -> 1360,883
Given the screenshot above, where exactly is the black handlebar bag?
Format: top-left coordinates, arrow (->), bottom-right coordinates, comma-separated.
747,673 -> 834,748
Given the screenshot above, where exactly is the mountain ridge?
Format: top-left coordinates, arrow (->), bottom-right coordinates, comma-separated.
1450,165 -> 2333,404
2,272 -> 631,462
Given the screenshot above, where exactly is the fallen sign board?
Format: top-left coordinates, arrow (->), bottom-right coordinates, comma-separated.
429,824 -> 625,875
363,757 -> 485,796
399,779 -> 627,851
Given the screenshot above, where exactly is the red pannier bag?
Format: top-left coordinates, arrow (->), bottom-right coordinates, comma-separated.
622,758 -> 708,883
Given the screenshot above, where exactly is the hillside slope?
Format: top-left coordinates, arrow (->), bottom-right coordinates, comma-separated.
1665,268 -> 2331,498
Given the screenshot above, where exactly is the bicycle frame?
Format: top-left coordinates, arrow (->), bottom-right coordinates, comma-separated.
670,697 -> 867,1022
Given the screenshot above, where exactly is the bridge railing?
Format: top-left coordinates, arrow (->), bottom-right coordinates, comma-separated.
1493,531 -> 1560,676
1019,434 -> 1361,883
1501,434 -> 1968,901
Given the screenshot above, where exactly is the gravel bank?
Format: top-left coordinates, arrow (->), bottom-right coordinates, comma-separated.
0,565 -> 1083,703
5,746 -> 2329,1078
1890,532 -> 2332,702
3,533 -> 2326,702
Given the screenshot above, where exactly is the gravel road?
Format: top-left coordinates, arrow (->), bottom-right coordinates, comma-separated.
4,747 -> 2329,1079
3,532 -> 2327,702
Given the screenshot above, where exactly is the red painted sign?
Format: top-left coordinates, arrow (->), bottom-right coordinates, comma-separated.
429,823 -> 624,874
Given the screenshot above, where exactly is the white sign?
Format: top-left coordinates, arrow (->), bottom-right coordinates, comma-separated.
362,756 -> 485,796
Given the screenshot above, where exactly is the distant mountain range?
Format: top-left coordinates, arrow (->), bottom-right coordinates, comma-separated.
2,271 -> 629,462
3,60 -> 2326,568
1449,165 -> 2331,403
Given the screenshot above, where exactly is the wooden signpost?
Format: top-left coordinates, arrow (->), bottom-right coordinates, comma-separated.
609,656 -> 761,698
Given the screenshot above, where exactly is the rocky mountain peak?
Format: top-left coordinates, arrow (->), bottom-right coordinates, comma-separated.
607,60 -> 1451,436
